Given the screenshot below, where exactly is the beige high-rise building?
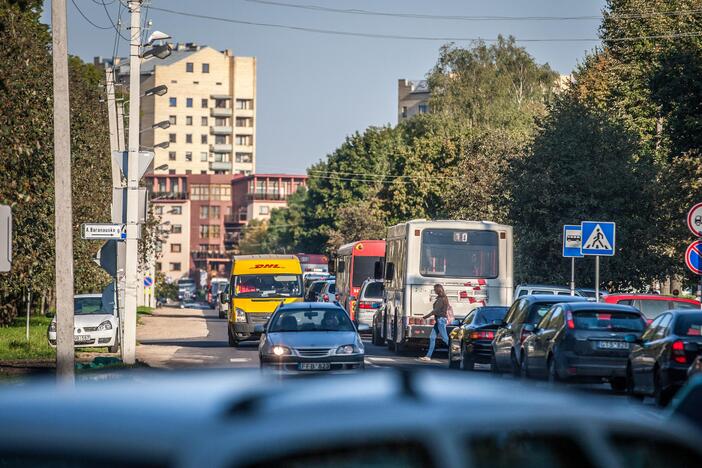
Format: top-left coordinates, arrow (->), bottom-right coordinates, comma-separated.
120,43 -> 256,176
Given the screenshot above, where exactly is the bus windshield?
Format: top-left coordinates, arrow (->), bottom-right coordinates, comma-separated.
234,274 -> 303,298
420,229 -> 498,278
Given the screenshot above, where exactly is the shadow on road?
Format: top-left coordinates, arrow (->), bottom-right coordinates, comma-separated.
140,339 -> 229,348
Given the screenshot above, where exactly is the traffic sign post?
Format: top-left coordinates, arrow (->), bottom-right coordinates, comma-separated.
0,205 -> 11,273
563,225 -> 583,296
580,221 -> 617,302
686,204 -> 702,308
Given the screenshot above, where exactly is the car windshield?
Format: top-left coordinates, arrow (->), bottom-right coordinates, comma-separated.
673,313 -> 702,336
73,297 -> 105,315
527,303 -> 558,324
363,282 -> 384,299
474,307 -> 508,325
573,311 -> 644,332
420,229 -> 498,278
352,256 -> 382,288
234,274 -> 303,298
268,308 -> 355,332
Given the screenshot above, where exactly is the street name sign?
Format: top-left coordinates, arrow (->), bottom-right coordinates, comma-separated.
82,223 -> 126,240
581,221 -> 616,256
688,203 -> 702,237
0,205 -> 11,272
686,241 -> 702,275
563,225 -> 584,258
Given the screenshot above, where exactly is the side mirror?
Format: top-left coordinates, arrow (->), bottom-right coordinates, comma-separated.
384,263 -> 395,281
523,324 -> 535,333
685,342 -> 700,353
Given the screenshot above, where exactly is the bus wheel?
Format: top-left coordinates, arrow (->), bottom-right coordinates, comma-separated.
393,312 -> 405,355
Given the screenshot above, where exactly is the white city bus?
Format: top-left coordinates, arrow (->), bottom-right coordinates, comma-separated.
380,219 -> 513,352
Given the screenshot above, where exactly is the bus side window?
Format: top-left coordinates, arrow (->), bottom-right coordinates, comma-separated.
338,260 -> 346,273
385,263 -> 395,282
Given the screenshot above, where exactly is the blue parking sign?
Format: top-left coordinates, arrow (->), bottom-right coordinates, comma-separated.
580,221 -> 616,256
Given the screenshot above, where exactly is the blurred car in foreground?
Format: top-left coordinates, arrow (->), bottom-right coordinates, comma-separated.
521,303 -> 645,391
448,306 -> 509,370
604,294 -> 700,323
259,302 -> 364,373
626,309 -> 702,406
353,278 -> 384,333
0,370 -> 701,467
48,294 -> 119,353
492,295 -> 588,376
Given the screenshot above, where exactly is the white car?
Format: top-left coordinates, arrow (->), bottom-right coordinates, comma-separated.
317,280 -> 338,303
48,294 -> 119,353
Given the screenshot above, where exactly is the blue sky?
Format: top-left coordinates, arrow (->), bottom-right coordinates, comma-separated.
42,1 -> 606,174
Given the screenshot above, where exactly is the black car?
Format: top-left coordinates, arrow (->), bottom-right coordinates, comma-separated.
626,310 -> 702,406
492,295 -> 588,376
521,303 -> 645,391
305,280 -> 327,302
448,306 -> 509,370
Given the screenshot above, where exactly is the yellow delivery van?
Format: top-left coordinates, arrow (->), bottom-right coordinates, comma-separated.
227,255 -> 304,346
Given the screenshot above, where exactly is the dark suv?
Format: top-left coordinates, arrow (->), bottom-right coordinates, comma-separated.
492,295 -> 588,376
520,302 -> 645,391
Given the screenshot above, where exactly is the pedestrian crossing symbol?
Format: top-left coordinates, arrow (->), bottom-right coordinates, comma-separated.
580,221 -> 616,256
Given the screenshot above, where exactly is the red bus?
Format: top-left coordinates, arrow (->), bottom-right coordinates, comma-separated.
335,240 -> 386,320
295,253 -> 329,274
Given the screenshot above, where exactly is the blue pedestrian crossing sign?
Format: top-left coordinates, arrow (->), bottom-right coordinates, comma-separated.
563,225 -> 584,258
580,221 -> 616,256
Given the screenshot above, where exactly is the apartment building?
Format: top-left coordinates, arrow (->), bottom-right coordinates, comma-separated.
119,43 -> 256,176
398,79 -> 430,122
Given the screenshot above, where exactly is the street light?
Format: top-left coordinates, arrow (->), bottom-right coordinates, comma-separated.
141,120 -> 171,133
143,84 -> 167,97
146,30 -> 171,46
154,141 -> 170,149
154,164 -> 169,171
142,43 -> 172,60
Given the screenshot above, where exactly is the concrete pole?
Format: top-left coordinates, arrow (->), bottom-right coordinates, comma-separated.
116,103 -> 126,152
51,0 -> 75,383
123,0 -> 142,364
105,67 -> 119,153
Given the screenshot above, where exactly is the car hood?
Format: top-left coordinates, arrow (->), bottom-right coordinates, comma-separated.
266,331 -> 360,349
52,314 -> 117,328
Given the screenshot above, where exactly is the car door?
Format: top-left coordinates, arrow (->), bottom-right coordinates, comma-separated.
528,306 -> 558,377
640,314 -> 671,393
630,315 -> 663,391
494,299 -> 524,370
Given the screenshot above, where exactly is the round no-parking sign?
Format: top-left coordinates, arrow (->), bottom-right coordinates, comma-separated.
685,241 -> 702,275
687,203 -> 702,237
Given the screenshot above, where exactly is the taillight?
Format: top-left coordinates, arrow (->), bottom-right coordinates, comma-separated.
566,310 -> 575,329
469,330 -> 495,340
672,340 -> 687,364
359,302 -> 373,309
322,294 -> 329,302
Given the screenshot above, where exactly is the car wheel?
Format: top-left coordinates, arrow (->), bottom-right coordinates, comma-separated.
520,353 -> 530,379
460,345 -> 475,371
653,366 -> 673,407
108,343 -> 119,353
510,350 -> 520,378
227,324 -> 238,347
547,356 -> 560,385
490,353 -> 501,377
448,344 -> 459,369
610,378 -> 627,393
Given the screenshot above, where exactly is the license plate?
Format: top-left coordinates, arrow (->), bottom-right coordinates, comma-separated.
74,335 -> 91,343
298,362 -> 331,371
597,341 -> 628,349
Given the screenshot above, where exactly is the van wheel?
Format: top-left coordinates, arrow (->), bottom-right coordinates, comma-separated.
227,324 -> 238,347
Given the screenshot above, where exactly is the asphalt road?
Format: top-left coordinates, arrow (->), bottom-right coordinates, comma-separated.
135,305 -> 659,409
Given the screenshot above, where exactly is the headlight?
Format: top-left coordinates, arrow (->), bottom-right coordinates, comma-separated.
235,308 -> 247,323
271,345 -> 291,356
97,320 -> 112,331
49,321 -> 56,332
335,344 -> 361,355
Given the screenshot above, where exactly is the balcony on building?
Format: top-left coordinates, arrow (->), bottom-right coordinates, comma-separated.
247,190 -> 290,201
210,108 -> 233,118
210,143 -> 233,152
152,191 -> 188,200
210,126 -> 233,135
209,161 -> 232,172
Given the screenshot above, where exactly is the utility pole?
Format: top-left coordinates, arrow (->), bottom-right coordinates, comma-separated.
51,0 -> 75,383
123,0 -> 142,364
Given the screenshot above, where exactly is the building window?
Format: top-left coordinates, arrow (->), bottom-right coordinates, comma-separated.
185,170 -> 192,175
168,169 -> 175,174
155,262 -> 162,272
201,134 -> 208,144
215,135 -> 227,144
401,106 -> 408,118
171,244 -> 182,253
202,63 -> 210,73
235,134 -> 253,146
215,117 -> 227,126
169,97 -> 177,107
169,133 -> 176,143
199,206 -> 221,219
186,116 -> 193,126
201,170 -> 207,174
200,151 -> 208,162
168,151 -> 176,161
186,62 -> 193,72
186,134 -> 193,144
193,81 -> 199,85
171,224 -> 182,234
235,99 -> 253,110
158,178 -> 167,192
235,117 -> 253,127
216,82 -> 222,85
214,153 -> 230,162
201,116 -> 208,126
170,262 -> 182,271
215,99 -> 227,109
186,98 -> 193,108
169,115 -> 177,125
418,103 -> 428,113
185,151 -> 192,161
170,206 -> 182,215
199,225 -> 221,239
235,152 -> 252,163
259,206 -> 269,215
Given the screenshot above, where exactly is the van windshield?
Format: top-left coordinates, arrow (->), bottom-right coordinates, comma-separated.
234,274 -> 303,298
420,229 -> 498,278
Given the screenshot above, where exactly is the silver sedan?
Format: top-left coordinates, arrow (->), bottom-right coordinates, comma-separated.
259,302 -> 364,372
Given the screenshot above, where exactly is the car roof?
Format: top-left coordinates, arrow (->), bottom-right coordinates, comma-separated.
563,302 -> 641,313
517,284 -> 570,290
668,308 -> 702,315
519,294 -> 589,304
278,302 -> 343,311
605,294 -> 700,303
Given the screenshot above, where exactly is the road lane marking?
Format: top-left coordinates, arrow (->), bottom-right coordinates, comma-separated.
229,358 -> 251,363
367,357 -> 395,362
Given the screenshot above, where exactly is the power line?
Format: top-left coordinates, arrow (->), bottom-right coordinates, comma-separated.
246,0 -> 702,22
71,0 -> 112,29
147,5 -> 702,43
102,0 -> 130,41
